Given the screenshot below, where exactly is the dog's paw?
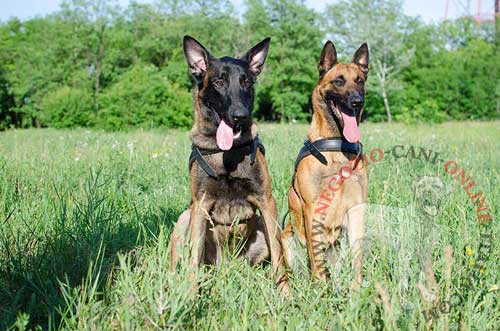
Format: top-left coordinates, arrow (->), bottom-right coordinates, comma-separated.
279,280 -> 291,297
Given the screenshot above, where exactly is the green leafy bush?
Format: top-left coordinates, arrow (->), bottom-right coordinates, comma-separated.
39,86 -> 94,128
396,100 -> 447,124
96,63 -> 192,130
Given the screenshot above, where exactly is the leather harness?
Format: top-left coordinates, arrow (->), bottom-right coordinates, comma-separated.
291,137 -> 363,184
283,137 -> 363,229
189,136 -> 265,179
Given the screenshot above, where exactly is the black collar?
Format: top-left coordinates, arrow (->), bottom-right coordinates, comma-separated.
189,135 -> 265,179
291,137 -> 363,184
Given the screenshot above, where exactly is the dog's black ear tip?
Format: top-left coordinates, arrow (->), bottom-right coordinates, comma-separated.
183,36 -> 194,48
183,35 -> 200,46
323,41 -> 337,54
258,37 -> 271,47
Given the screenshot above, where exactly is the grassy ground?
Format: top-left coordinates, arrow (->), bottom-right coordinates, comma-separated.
0,121 -> 498,330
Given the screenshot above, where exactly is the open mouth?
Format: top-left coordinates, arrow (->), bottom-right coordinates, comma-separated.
329,100 -> 360,143
214,112 -> 242,150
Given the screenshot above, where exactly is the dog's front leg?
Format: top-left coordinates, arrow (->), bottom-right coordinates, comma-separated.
170,209 -> 191,271
345,203 -> 366,290
252,196 -> 290,295
303,203 -> 329,281
188,199 -> 212,271
282,187 -> 305,271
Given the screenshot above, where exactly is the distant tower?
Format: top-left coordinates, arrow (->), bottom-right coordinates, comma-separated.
444,0 -> 496,23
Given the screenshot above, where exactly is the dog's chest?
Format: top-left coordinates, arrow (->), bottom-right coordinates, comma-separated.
306,159 -> 368,207
193,153 -> 264,225
208,177 -> 258,224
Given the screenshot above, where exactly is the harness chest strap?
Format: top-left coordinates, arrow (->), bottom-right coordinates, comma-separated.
282,138 -> 363,229
189,135 -> 265,179
292,138 -> 363,183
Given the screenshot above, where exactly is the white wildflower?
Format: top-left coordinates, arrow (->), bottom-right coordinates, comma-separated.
126,141 -> 134,154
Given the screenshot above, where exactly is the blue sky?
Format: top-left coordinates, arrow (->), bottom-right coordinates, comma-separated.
0,0 -> 481,22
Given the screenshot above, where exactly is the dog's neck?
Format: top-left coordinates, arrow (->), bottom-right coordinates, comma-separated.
307,87 -> 343,141
189,88 -> 257,150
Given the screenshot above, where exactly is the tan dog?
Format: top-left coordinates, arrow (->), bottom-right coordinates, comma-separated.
170,36 -> 289,294
282,41 -> 369,287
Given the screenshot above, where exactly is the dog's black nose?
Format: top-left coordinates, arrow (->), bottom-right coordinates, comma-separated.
350,96 -> 364,110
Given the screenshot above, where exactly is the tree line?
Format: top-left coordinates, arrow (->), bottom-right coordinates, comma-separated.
0,0 -> 498,130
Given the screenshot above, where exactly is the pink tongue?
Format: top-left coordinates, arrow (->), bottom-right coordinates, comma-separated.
216,120 -> 234,150
341,112 -> 360,143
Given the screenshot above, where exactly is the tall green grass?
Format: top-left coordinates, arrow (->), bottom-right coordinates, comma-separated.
0,122 -> 498,330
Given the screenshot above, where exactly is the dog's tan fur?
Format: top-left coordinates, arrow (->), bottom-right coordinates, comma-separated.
282,42 -> 369,286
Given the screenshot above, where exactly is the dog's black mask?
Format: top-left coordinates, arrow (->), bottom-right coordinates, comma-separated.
183,36 -> 271,136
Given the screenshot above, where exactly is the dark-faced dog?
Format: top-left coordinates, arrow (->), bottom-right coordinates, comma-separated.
170,36 -> 289,294
282,41 -> 369,287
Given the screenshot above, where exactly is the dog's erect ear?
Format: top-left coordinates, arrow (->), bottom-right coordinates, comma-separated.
318,41 -> 337,79
352,43 -> 369,77
183,35 -> 212,79
242,37 -> 271,76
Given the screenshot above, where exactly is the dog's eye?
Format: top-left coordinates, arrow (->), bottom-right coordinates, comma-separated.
213,79 -> 225,88
243,79 -> 252,88
333,78 -> 345,87
356,78 -> 365,86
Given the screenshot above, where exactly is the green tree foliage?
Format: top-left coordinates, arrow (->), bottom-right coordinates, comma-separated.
0,19 -> 17,129
39,86 -> 94,127
244,0 -> 322,121
399,18 -> 500,122
0,0 -> 498,130
97,63 -> 192,130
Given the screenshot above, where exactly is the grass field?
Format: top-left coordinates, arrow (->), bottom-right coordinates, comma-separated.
0,122 -> 499,330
